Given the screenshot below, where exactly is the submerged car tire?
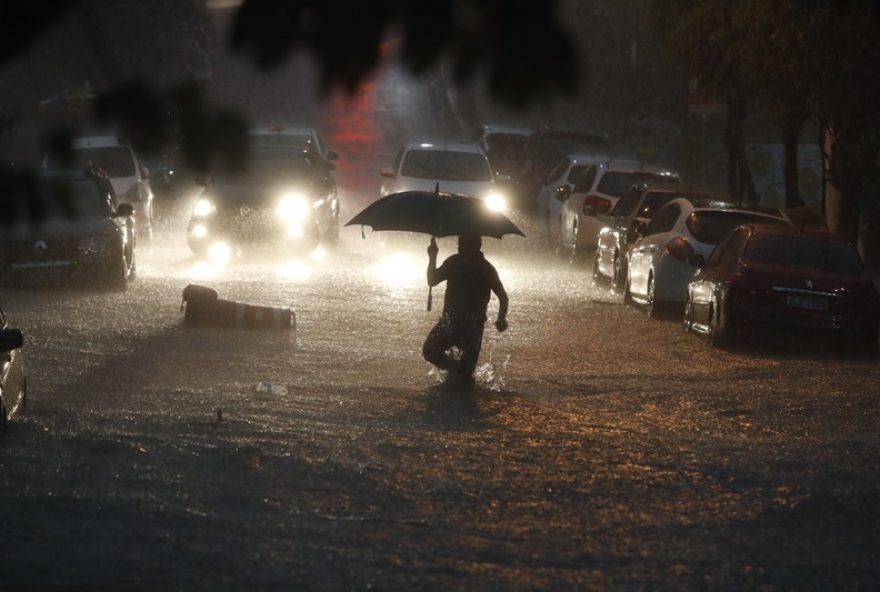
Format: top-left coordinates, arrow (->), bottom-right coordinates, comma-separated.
611,252 -> 625,294
624,275 -> 635,307
683,298 -> 694,333
107,251 -> 134,292
708,297 -> 729,347
646,275 -> 660,318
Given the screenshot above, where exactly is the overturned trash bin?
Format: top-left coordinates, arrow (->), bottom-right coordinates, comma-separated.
181,284 -> 295,330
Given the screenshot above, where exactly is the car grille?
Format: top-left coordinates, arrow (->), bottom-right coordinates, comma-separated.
0,238 -> 80,266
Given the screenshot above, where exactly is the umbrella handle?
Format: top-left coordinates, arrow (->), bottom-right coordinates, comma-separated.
427,285 -> 432,311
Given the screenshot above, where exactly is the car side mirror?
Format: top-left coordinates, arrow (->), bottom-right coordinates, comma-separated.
117,203 -> 135,217
554,185 -> 571,202
380,167 -> 395,178
326,150 -> 339,162
687,253 -> 706,268
0,328 -> 23,352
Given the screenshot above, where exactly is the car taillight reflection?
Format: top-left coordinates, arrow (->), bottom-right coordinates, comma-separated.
583,194 -> 611,217
665,236 -> 694,261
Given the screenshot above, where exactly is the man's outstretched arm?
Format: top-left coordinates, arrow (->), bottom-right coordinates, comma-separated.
493,278 -> 509,332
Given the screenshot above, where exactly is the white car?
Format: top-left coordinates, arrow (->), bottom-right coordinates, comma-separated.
44,135 -> 155,243
380,142 -> 508,213
625,197 -> 790,316
559,160 -> 679,254
535,154 -> 606,242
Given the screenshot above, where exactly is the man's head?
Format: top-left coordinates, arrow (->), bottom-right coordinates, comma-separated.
458,234 -> 482,254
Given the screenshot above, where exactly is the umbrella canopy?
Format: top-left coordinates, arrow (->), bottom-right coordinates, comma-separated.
346,190 -> 524,239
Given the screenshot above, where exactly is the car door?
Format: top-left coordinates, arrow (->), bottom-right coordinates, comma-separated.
629,203 -> 681,297
537,159 -> 570,231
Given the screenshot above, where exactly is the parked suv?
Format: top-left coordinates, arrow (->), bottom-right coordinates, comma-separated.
559,160 -> 679,254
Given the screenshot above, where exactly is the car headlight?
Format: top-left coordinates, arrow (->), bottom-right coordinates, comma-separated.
193,198 -> 215,217
276,192 -> 310,222
191,223 -> 208,239
208,241 -> 232,267
484,191 -> 508,213
78,235 -> 108,254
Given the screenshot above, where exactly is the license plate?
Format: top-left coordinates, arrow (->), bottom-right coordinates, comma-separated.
786,294 -> 829,311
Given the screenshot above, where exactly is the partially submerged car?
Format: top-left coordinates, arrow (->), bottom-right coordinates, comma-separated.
686,224 -> 880,349
625,198 -> 789,316
0,309 -> 25,438
593,185 -> 711,291
0,168 -> 137,289
187,148 -> 339,262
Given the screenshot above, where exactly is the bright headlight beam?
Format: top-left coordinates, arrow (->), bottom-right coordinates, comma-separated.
193,198 -> 215,217
277,192 -> 309,222
485,192 -> 508,213
208,241 -> 232,267
192,224 -> 207,238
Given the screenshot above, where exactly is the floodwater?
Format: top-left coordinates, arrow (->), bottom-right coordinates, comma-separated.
1,219 -> 879,590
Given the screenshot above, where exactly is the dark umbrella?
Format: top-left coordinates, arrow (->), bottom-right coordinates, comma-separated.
346,189 -> 525,239
346,188 -> 524,310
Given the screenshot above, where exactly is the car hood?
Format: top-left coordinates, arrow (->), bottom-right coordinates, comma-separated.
386,178 -> 494,198
0,218 -> 116,241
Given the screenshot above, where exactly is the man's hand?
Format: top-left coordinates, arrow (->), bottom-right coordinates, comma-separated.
427,237 -> 438,259
495,318 -> 508,332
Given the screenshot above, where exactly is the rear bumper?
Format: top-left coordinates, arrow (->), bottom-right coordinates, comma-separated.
729,302 -> 879,337
0,252 -> 119,286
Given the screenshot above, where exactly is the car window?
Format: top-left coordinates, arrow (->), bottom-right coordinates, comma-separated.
645,203 -> 681,235
687,211 -> 787,245
48,147 -> 136,178
610,187 -> 643,217
637,192 -> 679,219
744,234 -> 865,274
545,159 -> 570,185
574,166 -> 597,192
705,228 -> 746,268
596,172 -> 671,198
401,150 -> 491,182
35,178 -> 114,220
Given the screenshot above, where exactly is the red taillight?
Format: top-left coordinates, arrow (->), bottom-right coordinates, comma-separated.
666,236 -> 694,261
583,194 -> 611,217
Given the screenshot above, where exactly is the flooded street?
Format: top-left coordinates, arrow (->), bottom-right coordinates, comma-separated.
1,224 -> 879,590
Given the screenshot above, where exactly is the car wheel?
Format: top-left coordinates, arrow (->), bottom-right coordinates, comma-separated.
646,275 -> 660,318
611,251 -> 625,294
683,298 -> 693,333
708,296 -> 728,347
0,394 -> 7,438
624,274 -> 635,307
591,251 -> 604,286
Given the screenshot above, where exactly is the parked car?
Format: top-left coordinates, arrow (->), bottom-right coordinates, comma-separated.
559,160 -> 679,254
517,128 -> 611,214
625,198 -> 789,316
534,154 -> 607,243
685,224 -> 880,349
44,135 -> 154,244
187,148 -> 339,263
0,168 -> 137,289
380,142 -> 508,212
249,125 -> 339,165
0,310 -> 25,438
593,185 -> 711,291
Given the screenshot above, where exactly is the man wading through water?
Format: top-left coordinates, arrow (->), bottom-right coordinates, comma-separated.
423,235 -> 509,384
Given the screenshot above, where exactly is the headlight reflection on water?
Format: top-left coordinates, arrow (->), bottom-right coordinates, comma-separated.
374,252 -> 421,288
280,259 -> 310,280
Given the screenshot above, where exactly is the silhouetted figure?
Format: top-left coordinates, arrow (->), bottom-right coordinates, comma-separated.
423,235 -> 509,384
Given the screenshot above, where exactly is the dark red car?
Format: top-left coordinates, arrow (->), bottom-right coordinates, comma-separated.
684,223 -> 880,349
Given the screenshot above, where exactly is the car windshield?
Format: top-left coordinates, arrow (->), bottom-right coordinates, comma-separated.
687,211 -> 787,245
48,147 -> 136,178
637,192 -> 681,218
484,134 -> 528,175
401,150 -> 491,182
212,153 -> 316,187
744,234 -> 865,274
596,172 -> 671,198
37,178 -> 112,220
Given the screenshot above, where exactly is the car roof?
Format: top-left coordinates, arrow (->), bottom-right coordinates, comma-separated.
599,159 -> 678,176
405,141 -> 486,154
480,125 -> 531,137
568,154 -> 608,165
744,223 -> 848,242
665,196 -> 787,219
